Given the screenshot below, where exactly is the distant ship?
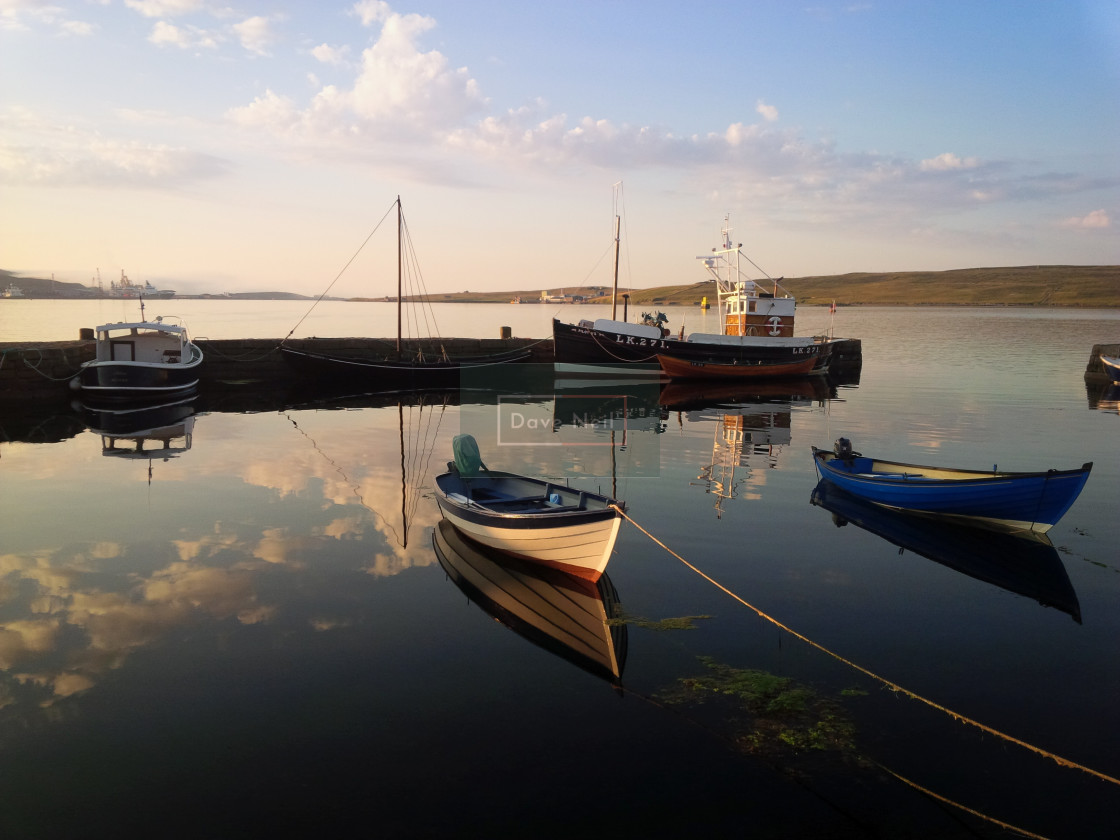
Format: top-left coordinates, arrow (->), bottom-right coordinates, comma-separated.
2,283 -> 24,298
107,270 -> 175,299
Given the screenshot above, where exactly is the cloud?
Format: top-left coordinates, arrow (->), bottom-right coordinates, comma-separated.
756,100 -> 779,122
0,116 -> 230,189
0,0 -> 96,34
351,0 -> 391,27
920,152 -> 981,172
1059,209 -> 1111,229
312,43 -> 350,65
227,7 -> 485,142
148,19 -> 218,50
233,15 -> 274,56
124,0 -> 207,18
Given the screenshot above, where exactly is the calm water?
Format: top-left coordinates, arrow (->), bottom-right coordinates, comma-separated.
1,305 -> 1119,838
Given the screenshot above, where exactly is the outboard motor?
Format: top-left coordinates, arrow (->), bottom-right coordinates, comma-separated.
834,437 -> 855,464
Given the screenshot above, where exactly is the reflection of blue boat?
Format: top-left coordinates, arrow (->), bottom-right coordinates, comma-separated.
433,520 -> 627,687
812,441 -> 1092,536
1101,354 -> 1120,383
811,481 -> 1081,622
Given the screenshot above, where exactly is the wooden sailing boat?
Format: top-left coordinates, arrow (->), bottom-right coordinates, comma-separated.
280,197 -> 532,390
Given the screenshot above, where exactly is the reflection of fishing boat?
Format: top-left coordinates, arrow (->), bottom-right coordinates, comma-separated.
434,520 -> 627,686
811,480 -> 1081,622
70,306 -> 202,402
658,377 -> 830,410
78,398 -> 196,459
434,435 -> 625,581
76,395 -> 197,438
280,198 -> 531,390
812,440 -> 1092,536
553,214 -> 835,377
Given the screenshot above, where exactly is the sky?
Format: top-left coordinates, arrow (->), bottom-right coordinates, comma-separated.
1,0 -> 1118,296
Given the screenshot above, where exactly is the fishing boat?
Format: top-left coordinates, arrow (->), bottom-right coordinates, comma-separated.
811,439 -> 1092,536
70,304 -> 203,403
434,435 -> 625,581
1100,354 -> 1120,382
553,213 -> 835,377
280,197 -> 532,390
810,480 -> 1081,622
657,352 -> 819,380
433,519 -> 627,687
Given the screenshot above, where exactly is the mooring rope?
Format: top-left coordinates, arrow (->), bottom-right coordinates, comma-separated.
609,504 -> 1120,790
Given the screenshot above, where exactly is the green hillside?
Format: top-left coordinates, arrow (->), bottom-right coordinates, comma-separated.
5,265 -> 1119,307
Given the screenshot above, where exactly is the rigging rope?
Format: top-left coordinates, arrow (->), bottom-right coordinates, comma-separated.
283,200 -> 396,342
608,504 -> 1120,790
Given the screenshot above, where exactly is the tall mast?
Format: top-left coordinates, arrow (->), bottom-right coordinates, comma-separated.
396,195 -> 402,358
610,214 -> 621,320
610,181 -> 622,320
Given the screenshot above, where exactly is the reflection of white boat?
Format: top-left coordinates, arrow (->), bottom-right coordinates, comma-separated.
434,520 -> 627,686
434,435 -> 625,581
71,311 -> 203,402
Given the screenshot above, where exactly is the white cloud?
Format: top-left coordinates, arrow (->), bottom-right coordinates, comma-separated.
756,100 -> 779,122
351,0 -> 391,27
1059,209 -> 1111,229
312,43 -> 349,65
0,124 -> 229,189
233,15 -> 274,56
920,152 -> 981,172
124,0 -> 206,18
148,19 -> 218,50
227,8 -> 485,142
0,0 -> 95,34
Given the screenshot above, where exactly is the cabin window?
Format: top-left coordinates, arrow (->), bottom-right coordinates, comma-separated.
749,301 -> 757,313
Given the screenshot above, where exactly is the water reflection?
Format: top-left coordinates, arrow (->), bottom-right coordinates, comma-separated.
434,519 -> 627,689
0,393 -> 457,716
661,379 -> 831,518
1086,380 -> 1120,414
77,397 -> 196,461
811,480 -> 1081,622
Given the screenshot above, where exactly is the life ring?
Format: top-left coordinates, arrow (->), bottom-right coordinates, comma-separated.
766,316 -> 783,336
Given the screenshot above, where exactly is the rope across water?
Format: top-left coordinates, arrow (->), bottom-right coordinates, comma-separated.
608,503 -> 1120,790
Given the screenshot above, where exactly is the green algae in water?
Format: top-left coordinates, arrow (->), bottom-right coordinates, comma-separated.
658,656 -> 859,760
608,613 -> 713,631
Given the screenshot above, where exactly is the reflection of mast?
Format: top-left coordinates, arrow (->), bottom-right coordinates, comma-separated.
286,392 -> 448,549
399,401 -> 407,549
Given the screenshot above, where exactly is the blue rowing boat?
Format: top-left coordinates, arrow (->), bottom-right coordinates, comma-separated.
811,439 -> 1092,536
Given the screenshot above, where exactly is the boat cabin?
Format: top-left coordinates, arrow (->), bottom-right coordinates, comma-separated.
93,322 -> 192,366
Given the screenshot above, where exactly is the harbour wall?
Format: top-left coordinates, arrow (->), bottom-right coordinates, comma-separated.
0,335 -> 872,405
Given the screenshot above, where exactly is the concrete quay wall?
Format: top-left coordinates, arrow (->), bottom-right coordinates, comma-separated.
0,335 -> 867,405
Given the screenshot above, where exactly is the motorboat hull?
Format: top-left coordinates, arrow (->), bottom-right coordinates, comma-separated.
434,470 -> 624,581
811,446 -> 1092,535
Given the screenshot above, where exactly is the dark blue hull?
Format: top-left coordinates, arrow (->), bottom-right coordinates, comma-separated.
811,447 -> 1092,535
74,361 -> 201,402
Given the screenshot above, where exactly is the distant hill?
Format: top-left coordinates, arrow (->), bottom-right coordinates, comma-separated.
4,265 -> 1118,307
445,265 -> 1120,308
